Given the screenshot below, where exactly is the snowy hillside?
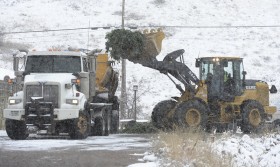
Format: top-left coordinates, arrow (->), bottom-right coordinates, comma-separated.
1,0 -> 280,116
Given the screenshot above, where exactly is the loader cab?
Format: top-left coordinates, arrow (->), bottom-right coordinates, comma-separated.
196,57 -> 245,102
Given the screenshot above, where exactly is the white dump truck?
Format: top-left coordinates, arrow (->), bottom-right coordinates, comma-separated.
3,49 -> 119,139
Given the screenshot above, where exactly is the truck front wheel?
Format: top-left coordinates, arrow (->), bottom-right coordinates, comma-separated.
6,119 -> 29,140
69,112 -> 90,139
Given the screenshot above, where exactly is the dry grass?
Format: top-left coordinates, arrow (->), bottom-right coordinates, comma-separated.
152,129 -> 233,167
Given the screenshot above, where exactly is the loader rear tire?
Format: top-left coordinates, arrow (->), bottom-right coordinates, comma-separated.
6,119 -> 29,140
69,112 -> 90,139
151,100 -> 176,130
241,101 -> 265,133
174,99 -> 208,129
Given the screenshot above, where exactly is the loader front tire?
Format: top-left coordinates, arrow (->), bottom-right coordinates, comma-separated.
241,101 -> 265,133
151,100 -> 176,130
174,99 -> 208,129
6,119 -> 29,140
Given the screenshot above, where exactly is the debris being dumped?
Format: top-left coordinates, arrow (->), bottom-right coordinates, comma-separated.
105,29 -> 165,62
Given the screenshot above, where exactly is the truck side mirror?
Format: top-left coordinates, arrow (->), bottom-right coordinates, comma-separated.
13,55 -> 19,72
195,59 -> 201,67
270,85 -> 277,94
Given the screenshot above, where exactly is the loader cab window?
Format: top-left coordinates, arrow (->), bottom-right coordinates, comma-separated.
200,58 -> 243,102
230,60 -> 243,95
201,62 -> 214,81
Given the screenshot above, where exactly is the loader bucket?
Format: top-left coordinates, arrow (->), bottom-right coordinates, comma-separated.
105,28 -> 165,63
141,29 -> 165,59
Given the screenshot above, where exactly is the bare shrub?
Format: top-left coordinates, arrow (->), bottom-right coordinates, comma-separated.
68,3 -> 80,11
124,75 -> 159,119
151,0 -> 166,6
0,41 -> 30,51
252,59 -> 262,67
0,26 -> 5,46
153,130 -> 233,167
127,13 -> 145,21
261,56 -> 271,62
112,11 -> 122,16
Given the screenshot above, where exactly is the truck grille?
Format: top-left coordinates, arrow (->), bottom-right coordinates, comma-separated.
26,85 -> 59,108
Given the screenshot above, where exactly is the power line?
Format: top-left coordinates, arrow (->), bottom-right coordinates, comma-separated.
2,25 -> 280,35
139,25 -> 280,29
5,31 -> 90,39
1,26 -> 116,35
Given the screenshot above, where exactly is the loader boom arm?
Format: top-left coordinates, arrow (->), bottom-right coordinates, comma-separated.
131,49 -> 199,93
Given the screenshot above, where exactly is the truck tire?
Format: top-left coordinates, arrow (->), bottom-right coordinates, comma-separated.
110,96 -> 119,133
273,119 -> 280,132
241,101 -> 265,133
92,117 -> 106,136
69,112 -> 90,139
174,99 -> 208,129
110,110 -> 119,134
151,100 -> 176,130
6,119 -> 29,140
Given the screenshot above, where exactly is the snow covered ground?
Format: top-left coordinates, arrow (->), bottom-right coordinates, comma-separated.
214,133 -> 280,167
1,0 -> 280,166
1,0 -> 280,116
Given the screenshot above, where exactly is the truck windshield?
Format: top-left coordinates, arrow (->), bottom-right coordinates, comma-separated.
25,55 -> 81,73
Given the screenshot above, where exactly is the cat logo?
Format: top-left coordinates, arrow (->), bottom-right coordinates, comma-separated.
246,86 -> 256,90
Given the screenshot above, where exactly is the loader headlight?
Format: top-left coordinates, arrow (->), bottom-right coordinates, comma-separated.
212,58 -> 220,62
66,99 -> 79,105
9,99 -> 22,105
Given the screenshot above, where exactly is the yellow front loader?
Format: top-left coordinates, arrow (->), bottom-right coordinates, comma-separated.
111,29 -> 277,133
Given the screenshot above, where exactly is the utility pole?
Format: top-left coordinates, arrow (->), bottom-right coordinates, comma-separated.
120,0 -> 127,119
133,85 -> 138,121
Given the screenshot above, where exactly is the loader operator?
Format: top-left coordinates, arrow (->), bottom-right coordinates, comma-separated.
224,73 -> 235,95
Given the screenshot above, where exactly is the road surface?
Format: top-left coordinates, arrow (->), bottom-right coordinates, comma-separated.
0,131 -> 153,167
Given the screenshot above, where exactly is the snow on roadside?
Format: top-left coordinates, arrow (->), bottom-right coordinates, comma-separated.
129,133 -> 280,167
213,133 -> 280,167
128,152 -> 159,167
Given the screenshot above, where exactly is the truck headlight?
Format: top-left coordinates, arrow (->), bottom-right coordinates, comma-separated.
9,99 -> 22,105
66,99 -> 79,105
